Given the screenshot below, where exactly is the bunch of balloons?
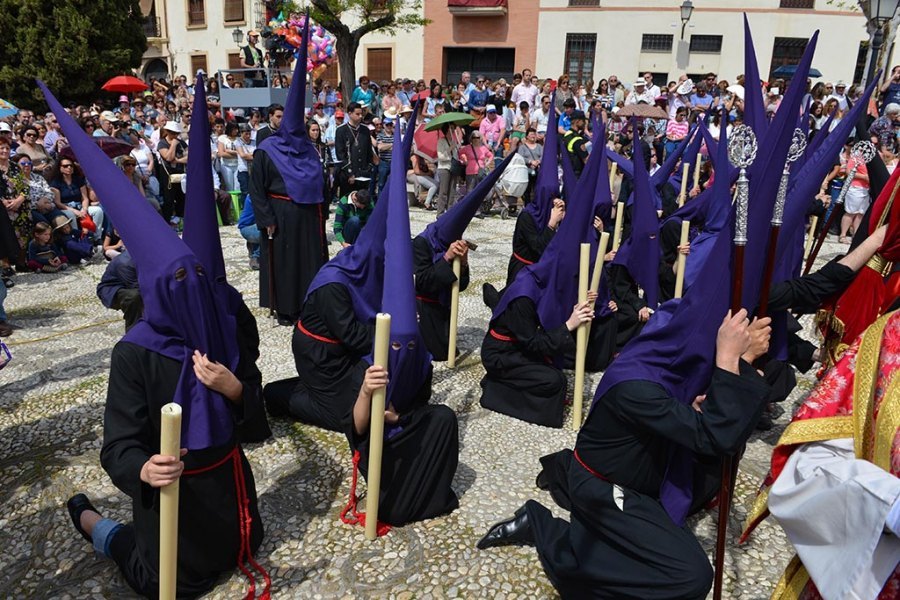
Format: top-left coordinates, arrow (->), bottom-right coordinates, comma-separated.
269,13 -> 337,77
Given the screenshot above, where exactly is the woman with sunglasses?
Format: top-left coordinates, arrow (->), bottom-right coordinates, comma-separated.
17,126 -> 51,175
50,158 -> 105,242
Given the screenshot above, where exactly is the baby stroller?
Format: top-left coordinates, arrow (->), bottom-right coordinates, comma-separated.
481,152 -> 530,219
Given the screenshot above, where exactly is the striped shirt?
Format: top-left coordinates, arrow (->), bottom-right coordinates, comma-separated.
666,119 -> 689,141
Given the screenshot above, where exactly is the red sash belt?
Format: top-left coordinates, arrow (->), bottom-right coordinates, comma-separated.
268,193 -> 291,201
183,446 -> 271,599
513,252 -> 534,265
297,320 -> 339,344
574,449 -> 610,482
489,328 -> 516,343
416,295 -> 440,304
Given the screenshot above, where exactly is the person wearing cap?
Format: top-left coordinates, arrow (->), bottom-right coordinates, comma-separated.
375,117 -> 395,198
0,122 -> 13,149
95,111 -> 119,138
157,121 -> 188,223
830,80 -> 849,112
51,213 -> 94,264
478,104 -> 505,156
397,104 -> 413,135
116,95 -> 131,116
561,110 -> 589,176
240,29 -> 266,88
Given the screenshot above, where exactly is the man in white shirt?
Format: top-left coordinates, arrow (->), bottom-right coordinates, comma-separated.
643,72 -> 661,100
530,94 -> 552,141
511,68 -> 540,111
625,81 -> 654,105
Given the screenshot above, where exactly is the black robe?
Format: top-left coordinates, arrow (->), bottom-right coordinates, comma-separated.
480,297 -> 616,428
609,264 -> 647,350
527,363 -> 769,600
250,149 -> 329,321
505,211 -> 555,288
412,235 -> 470,361
658,220 -> 682,302
100,341 -> 265,598
263,283 -> 373,432
346,371 -> 459,526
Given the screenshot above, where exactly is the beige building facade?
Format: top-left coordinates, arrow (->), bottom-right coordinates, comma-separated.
139,1 -> 898,90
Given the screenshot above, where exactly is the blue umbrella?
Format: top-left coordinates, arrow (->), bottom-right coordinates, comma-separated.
0,98 -> 18,118
772,64 -> 822,79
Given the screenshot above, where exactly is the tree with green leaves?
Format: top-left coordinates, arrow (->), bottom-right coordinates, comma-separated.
0,0 -> 146,110
299,0 -> 428,101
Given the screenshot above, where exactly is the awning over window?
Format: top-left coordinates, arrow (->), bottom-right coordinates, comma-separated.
448,0 -> 508,16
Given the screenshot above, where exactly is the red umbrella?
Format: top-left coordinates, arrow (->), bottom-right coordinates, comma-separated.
102,75 -> 148,93
413,123 -> 438,160
59,136 -> 134,161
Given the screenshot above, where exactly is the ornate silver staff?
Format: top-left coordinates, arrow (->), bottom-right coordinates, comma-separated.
804,139 -> 876,274
714,123 -> 758,600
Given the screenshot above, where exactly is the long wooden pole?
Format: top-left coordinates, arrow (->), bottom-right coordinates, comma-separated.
757,225 -> 781,319
673,220 -> 690,298
447,257 -> 462,368
608,162 -> 618,194
590,232 -> 611,293
365,313 -> 391,541
803,215 -> 819,260
159,403 -> 182,600
572,244 -> 591,430
678,163 -> 690,207
612,202 -> 625,251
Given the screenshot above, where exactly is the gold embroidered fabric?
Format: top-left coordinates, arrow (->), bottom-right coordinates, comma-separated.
770,555 -> 810,600
854,312 -> 891,461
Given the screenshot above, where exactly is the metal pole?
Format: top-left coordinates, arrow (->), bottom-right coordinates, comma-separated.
867,27 -> 884,93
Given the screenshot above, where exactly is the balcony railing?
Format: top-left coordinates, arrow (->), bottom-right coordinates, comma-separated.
568,0 -> 600,6
448,0 -> 508,16
142,16 -> 161,38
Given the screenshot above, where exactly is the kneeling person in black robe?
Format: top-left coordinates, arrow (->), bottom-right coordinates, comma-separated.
414,236 -> 470,361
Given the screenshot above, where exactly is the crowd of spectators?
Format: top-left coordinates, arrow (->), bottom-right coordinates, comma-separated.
2,61 -> 899,340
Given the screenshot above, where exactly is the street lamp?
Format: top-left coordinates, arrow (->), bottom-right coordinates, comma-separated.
232,27 -> 245,45
680,0 -> 694,40
863,0 -> 900,87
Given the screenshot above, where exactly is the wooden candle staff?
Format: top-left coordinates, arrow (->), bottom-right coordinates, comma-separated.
693,155 -> 702,191
673,220 -> 691,298
447,257 -> 462,368
612,202 -> 625,251
159,403 -> 182,600
678,163 -> 690,207
572,243 -> 591,430
608,161 -> 618,194
803,215 -> 818,260
365,313 -> 391,541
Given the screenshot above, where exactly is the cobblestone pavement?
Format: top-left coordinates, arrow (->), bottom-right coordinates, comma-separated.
0,204 -> 847,599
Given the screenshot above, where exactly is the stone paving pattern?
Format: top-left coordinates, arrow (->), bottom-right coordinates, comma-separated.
0,204 -> 847,599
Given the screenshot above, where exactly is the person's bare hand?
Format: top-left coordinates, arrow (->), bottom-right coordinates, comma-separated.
266,224 -> 276,238
638,306 -> 651,322
677,243 -> 690,256
716,309 -> 751,373
566,300 -> 595,331
49,257 -> 61,267
362,365 -> 388,397
608,300 -> 618,312
587,290 -> 599,304
741,317 -> 772,364
689,186 -> 701,198
140,449 -> 187,488
384,405 -> 400,425
192,350 -> 243,402
604,249 -> 617,262
593,216 -> 604,232
691,394 -> 707,413
549,199 -> 566,228
443,240 -> 468,262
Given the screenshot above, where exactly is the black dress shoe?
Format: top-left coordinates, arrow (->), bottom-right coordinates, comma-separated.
535,470 -> 549,490
67,493 -> 100,543
264,392 -> 289,418
277,316 -> 294,327
477,505 -> 534,550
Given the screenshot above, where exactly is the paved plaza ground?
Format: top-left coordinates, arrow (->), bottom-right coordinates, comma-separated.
0,204 -> 845,599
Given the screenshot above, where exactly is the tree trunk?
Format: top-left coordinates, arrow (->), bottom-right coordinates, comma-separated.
336,36 -> 360,106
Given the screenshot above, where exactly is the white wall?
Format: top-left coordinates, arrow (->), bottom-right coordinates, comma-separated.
536,3 -> 870,87
354,27 -> 426,82
165,0 -> 254,78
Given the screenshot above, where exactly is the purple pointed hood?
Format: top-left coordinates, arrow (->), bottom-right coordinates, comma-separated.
742,14 -> 767,136
560,135 -> 579,198
257,15 -> 323,205
610,120 -> 661,308
182,74 -> 243,313
382,115 -> 432,413
492,120 -> 605,333
523,90 -> 560,232
420,152 -> 515,257
40,80 -> 238,451
305,102 -> 422,323
589,24 -> 817,524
